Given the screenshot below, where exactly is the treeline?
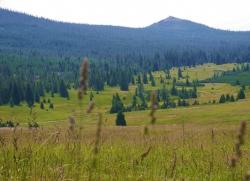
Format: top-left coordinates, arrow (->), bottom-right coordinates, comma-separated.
0,78 -> 69,107
0,52 -> 248,108
110,81 -> 198,113
204,63 -> 250,85
219,87 -> 246,104
0,55 -> 71,106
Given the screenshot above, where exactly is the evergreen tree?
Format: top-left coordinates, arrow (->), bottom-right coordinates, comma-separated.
171,82 -> 178,96
178,99 -> 182,107
165,69 -> 171,79
192,85 -> 198,98
237,89 -> 246,99
131,95 -> 137,109
226,94 -> 231,102
160,76 -> 164,84
10,82 -> 21,105
59,80 -> 69,98
151,76 -> 156,87
119,74 -> 129,91
181,99 -> 189,107
161,84 -> 170,108
49,103 -> 54,109
178,68 -> 183,79
149,72 -> 156,86
110,94 -> 124,113
137,83 -> 144,98
230,95 -> 235,102
140,94 -> 147,109
131,77 -> 135,85
89,92 -> 94,101
25,83 -> 34,108
173,77 -> 177,84
137,75 -> 142,84
40,102 -> 44,109
143,73 -> 148,84
219,94 -> 226,103
115,111 -> 127,126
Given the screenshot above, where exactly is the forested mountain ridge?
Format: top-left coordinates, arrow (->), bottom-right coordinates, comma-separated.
1,8 -> 250,62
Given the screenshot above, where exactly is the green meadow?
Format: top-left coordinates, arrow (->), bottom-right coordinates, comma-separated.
1,63 -> 250,180
0,63 -> 239,126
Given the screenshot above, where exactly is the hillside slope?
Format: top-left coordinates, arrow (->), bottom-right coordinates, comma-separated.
1,8 -> 250,60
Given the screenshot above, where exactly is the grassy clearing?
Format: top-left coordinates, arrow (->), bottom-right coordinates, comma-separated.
0,63 -> 240,126
0,63 -> 249,180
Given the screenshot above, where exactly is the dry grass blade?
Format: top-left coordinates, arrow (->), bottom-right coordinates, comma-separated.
230,121 -> 247,168
149,91 -> 157,125
87,101 -> 95,113
78,57 -> 89,100
170,151 -> 177,178
93,113 -> 102,155
68,116 -> 76,132
245,171 -> 250,181
140,146 -> 152,163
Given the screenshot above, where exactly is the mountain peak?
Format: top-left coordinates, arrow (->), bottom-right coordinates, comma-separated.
148,16 -> 186,27
159,16 -> 182,23
148,16 -> 212,31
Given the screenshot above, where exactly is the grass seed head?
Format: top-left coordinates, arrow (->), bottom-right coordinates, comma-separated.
87,101 -> 95,113
149,91 -> 157,125
68,116 -> 76,132
230,156 -> 237,168
245,171 -> 250,181
78,57 -> 89,100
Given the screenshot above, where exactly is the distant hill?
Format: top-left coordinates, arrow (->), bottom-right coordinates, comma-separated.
0,8 -> 250,62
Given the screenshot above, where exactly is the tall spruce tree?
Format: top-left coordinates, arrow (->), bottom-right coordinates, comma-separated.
219,94 -> 226,103
237,89 -> 246,99
119,73 -> 129,91
25,83 -> 34,108
178,68 -> 183,79
143,73 -> 148,84
10,81 -> 21,105
110,94 -> 124,113
59,80 -> 69,98
161,84 -> 170,108
115,111 -> 127,126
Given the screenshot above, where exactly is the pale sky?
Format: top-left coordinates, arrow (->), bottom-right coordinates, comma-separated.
1,0 -> 250,31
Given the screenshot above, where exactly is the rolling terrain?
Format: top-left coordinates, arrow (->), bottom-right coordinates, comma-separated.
1,8 -> 250,180
1,8 -> 250,65
0,63 -> 250,180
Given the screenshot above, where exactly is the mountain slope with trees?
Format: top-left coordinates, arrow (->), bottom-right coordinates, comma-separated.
1,8 -> 250,64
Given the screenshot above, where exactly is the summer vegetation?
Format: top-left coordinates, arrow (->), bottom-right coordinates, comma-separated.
0,58 -> 250,180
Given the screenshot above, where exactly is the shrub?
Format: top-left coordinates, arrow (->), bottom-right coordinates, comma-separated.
0,120 -> 16,127
49,103 -> 54,109
28,121 -> 39,128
